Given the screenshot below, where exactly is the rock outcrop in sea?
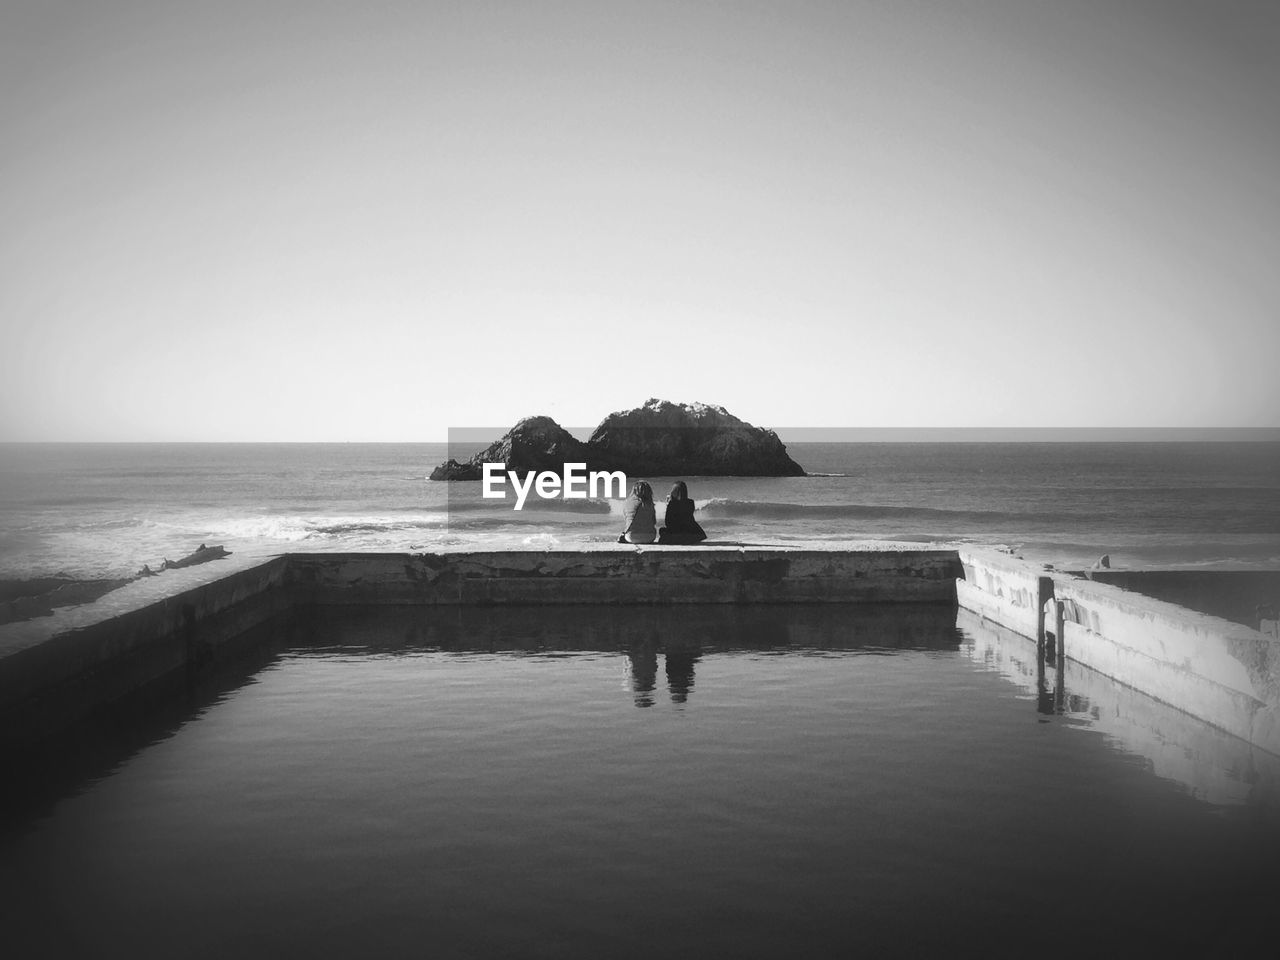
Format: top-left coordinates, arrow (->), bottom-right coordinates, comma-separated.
587,399 -> 805,477
429,416 -> 591,481
429,400 -> 805,479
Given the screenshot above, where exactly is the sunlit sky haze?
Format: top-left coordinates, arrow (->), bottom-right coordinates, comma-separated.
2,0 -> 1277,441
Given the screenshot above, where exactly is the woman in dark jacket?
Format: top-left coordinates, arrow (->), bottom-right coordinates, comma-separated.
658,481 -> 706,544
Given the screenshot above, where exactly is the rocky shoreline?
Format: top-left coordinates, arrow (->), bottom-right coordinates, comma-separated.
1,544 -> 233,626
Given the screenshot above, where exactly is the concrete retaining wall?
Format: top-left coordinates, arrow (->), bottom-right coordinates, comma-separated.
285,548 -> 964,606
0,556 -> 290,742
1066,570 -> 1280,630
956,608 -> 1280,806
0,546 -> 960,744
8,544 -> 1278,755
955,550 -> 1046,639
957,548 -> 1280,755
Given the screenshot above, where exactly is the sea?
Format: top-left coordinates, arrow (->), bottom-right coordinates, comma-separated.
1,440 -> 1279,582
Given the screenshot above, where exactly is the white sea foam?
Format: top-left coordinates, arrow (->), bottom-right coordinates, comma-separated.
205,513 -> 451,543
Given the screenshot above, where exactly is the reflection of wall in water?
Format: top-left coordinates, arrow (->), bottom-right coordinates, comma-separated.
304,604 -> 962,656
956,608 -> 1280,808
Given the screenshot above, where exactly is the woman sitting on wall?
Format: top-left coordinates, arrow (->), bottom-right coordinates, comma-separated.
658,481 -> 707,545
618,481 -> 657,544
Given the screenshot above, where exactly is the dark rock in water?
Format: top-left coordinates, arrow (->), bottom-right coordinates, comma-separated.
161,544 -> 232,570
428,458 -> 478,482
588,399 -> 805,477
428,400 -> 805,479
1093,554 -> 1111,570
429,416 -> 591,481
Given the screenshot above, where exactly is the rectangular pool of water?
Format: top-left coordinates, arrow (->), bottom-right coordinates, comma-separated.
4,604 -> 1279,958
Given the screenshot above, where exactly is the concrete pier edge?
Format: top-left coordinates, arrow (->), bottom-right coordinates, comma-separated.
956,547 -> 1280,755
3,542 -> 1279,756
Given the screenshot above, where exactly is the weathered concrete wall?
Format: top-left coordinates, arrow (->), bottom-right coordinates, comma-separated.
1054,576 -> 1280,753
954,549 -> 1046,639
0,556 -> 290,743
10,544 -> 1277,756
957,548 -> 1280,755
286,547 -> 964,606
1067,570 -> 1280,630
0,546 -> 961,743
956,608 -> 1280,806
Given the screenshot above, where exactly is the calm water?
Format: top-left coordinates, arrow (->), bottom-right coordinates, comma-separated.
1,441 -> 1278,580
4,605 -> 1278,958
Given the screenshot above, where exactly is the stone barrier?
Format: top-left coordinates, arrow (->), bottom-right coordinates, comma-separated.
0,545 -> 960,743
956,548 -> 1280,755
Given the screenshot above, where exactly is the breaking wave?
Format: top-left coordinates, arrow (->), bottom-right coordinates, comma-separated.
695,499 -> 1028,524
447,497 -> 614,515
209,514 -> 451,541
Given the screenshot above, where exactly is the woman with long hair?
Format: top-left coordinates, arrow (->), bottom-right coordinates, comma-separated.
618,480 -> 657,544
658,480 -> 706,544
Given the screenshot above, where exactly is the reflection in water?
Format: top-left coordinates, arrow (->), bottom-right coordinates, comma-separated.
319,604 -> 960,712
627,640 -> 659,708
665,642 -> 700,704
7,603 -> 1280,957
626,637 -> 702,707
1033,623 -> 1061,716
957,608 -> 1280,808
1,616 -> 292,831
358,603 -> 963,658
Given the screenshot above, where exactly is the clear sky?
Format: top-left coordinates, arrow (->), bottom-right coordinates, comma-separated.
2,0 -> 1277,441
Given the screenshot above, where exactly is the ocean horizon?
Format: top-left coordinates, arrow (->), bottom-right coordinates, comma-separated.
2,440 -> 1278,583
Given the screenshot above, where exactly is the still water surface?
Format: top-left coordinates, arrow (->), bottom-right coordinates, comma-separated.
4,605 -> 1279,958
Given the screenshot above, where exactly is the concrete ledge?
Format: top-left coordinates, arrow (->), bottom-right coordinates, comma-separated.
1066,570 -> 1280,629
7,544 -> 1280,756
0,555 -> 289,741
1056,576 -> 1280,752
957,548 -> 1280,755
957,550 -> 1044,638
956,609 -> 1280,805
285,547 -> 964,605
0,546 -> 960,744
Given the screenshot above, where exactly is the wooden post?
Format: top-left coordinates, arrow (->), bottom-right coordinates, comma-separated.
1054,599 -> 1066,712
1036,577 -> 1053,649
1036,577 -> 1052,713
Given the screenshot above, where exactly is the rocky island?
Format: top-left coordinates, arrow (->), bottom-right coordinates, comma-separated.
429,399 -> 805,479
